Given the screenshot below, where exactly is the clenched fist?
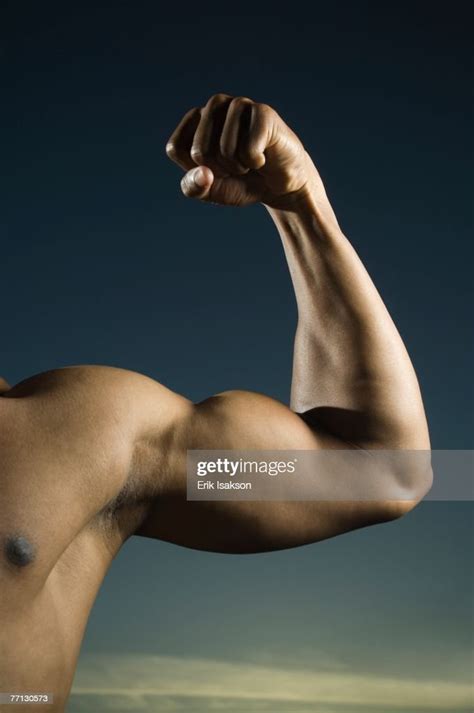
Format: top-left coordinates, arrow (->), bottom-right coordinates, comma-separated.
165,94 -> 319,209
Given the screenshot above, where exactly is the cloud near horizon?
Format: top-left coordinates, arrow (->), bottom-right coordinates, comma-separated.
71,653 -> 473,710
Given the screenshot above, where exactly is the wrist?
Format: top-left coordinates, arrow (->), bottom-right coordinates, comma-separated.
262,152 -> 343,240
264,193 -> 343,246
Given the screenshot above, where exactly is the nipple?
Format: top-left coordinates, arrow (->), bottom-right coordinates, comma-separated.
4,535 -> 36,568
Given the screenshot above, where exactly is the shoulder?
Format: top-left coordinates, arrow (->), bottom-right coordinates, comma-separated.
1,364 -> 191,440
0,364 -> 192,588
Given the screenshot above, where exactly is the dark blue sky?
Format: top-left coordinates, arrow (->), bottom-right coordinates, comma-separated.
2,2 -> 472,711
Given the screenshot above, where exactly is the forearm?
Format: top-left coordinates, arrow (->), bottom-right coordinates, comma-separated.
265,165 -> 430,449
166,94 -> 429,449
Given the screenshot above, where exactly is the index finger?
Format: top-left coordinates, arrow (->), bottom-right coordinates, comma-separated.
166,107 -> 201,171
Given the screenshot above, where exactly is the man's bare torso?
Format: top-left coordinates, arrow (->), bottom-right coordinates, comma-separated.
0,365 -> 193,706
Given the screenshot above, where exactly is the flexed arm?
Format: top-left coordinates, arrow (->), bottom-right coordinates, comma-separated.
136,94 -> 432,554
166,93 -> 430,451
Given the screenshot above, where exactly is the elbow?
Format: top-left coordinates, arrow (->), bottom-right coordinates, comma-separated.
382,455 -> 433,521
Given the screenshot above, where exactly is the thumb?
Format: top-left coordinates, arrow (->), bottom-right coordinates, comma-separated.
181,166 -> 214,200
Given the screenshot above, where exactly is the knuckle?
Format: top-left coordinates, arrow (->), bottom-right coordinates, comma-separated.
246,145 -> 262,159
239,142 -> 264,168
165,141 -> 177,158
231,95 -> 252,108
207,92 -> 231,107
257,102 -> 273,117
190,145 -> 205,164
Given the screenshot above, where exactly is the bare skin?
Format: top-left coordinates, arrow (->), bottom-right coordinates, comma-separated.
0,94 -> 431,711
